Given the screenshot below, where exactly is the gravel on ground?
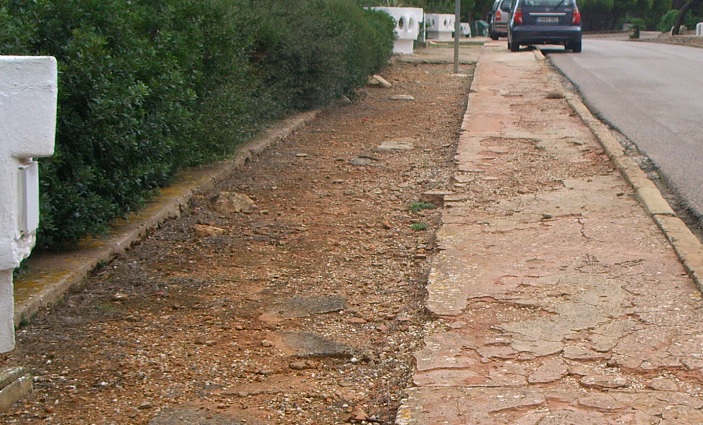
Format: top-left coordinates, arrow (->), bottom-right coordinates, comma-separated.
0,56 -> 474,425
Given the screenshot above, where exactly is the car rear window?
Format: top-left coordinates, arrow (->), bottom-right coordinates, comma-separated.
524,0 -> 573,6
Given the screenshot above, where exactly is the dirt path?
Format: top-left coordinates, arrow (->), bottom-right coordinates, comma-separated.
0,54 -> 474,424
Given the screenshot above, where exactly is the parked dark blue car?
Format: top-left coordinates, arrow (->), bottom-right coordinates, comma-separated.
508,0 -> 582,52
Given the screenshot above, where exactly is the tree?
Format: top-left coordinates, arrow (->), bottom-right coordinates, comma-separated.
579,0 -> 614,31
357,0 -> 477,20
473,0 -> 494,22
647,0 -> 672,29
672,0 -> 702,34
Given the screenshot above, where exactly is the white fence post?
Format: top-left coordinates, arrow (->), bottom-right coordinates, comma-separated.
0,56 -> 57,352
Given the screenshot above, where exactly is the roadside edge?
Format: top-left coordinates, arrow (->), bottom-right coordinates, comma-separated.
560,72 -> 703,291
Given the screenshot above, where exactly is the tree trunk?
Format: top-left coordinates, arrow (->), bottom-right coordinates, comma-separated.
673,0 -> 702,35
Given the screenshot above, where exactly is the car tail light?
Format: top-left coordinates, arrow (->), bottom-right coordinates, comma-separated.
572,6 -> 581,24
513,8 -> 523,24
496,10 -> 502,21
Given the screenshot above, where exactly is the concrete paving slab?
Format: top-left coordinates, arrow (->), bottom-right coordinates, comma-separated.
274,331 -> 353,358
397,45 -> 703,424
150,407 -> 251,425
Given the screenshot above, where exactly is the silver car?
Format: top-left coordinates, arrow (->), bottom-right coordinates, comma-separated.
489,0 -> 513,40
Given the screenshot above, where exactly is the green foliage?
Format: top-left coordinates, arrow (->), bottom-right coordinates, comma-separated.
0,6 -> 31,53
249,0 -> 394,109
658,9 -> 680,31
0,0 -> 394,249
410,222 -> 429,231
357,0 -> 477,16
657,4 -> 702,32
410,201 -> 437,213
629,17 -> 645,37
579,0 -> 673,31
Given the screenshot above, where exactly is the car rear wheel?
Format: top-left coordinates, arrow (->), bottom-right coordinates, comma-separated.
510,40 -> 520,52
567,41 -> 582,53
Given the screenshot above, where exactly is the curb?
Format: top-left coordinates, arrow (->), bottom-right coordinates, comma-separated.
13,110 -> 320,326
563,83 -> 703,291
0,367 -> 32,412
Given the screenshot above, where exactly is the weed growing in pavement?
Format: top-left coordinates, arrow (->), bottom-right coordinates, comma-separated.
410,201 -> 436,214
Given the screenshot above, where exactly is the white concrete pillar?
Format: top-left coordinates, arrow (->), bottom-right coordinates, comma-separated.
0,271 -> 14,352
425,13 -> 455,41
370,7 -> 424,55
0,56 -> 57,352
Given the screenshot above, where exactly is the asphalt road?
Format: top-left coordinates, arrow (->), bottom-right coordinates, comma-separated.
548,38 -> 703,217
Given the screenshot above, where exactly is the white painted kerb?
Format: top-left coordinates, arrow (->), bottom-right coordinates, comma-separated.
0,56 -> 57,352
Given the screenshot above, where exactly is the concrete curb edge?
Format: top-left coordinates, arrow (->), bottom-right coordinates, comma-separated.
0,367 -> 32,412
564,89 -> 703,292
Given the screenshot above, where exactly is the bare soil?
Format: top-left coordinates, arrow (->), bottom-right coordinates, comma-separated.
646,33 -> 703,49
0,57 -> 473,424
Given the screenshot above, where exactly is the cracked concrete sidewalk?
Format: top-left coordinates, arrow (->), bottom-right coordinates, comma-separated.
396,43 -> 703,424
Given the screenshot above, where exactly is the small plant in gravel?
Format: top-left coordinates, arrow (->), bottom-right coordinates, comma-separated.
410,222 -> 429,231
629,19 -> 645,39
410,201 -> 436,214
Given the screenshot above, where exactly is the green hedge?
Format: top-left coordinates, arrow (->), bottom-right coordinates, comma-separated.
0,0 -> 394,249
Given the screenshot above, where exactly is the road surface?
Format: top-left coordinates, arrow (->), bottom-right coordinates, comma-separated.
549,38 -> 703,217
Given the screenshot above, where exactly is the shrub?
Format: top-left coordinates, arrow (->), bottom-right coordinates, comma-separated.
657,8 -> 702,34
0,0 -> 394,249
629,18 -> 646,38
248,0 -> 394,109
657,9 -> 679,32
18,0 -> 196,247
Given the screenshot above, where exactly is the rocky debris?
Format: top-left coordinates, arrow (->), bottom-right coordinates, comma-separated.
376,139 -> 414,151
111,292 -> 129,301
420,190 -> 453,207
150,406 -> 252,425
645,34 -> 703,49
211,191 -> 255,214
351,406 -> 368,421
368,74 -> 392,88
192,223 -> 226,237
276,332 -> 353,358
0,58 -> 471,424
580,374 -> 629,389
287,360 -> 317,371
261,295 -> 347,321
349,156 -> 378,166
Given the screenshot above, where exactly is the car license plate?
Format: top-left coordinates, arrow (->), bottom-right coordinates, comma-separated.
537,16 -> 559,23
